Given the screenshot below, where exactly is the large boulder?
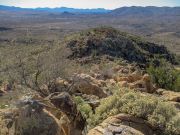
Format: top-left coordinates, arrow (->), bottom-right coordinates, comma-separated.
116,73 -> 156,93
118,81 -> 129,87
70,74 -> 108,98
115,76 -> 132,83
156,89 -> 180,102
88,114 -> 159,135
0,100 -> 62,135
74,94 -> 100,113
114,70 -> 142,83
0,81 -> 14,94
129,70 -> 143,82
40,77 -> 70,96
0,93 -> 86,135
0,89 -> 4,96
48,92 -> 86,135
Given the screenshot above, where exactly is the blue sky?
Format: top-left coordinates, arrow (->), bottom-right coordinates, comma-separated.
0,0 -> 180,9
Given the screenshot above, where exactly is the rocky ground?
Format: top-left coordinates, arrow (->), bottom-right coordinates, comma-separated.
0,62 -> 179,135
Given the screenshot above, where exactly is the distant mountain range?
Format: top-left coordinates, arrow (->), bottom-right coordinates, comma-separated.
0,5 -> 180,16
0,5 -> 110,13
111,6 -> 180,16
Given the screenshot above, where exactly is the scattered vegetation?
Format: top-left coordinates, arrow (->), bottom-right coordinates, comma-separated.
66,27 -> 176,65
147,59 -> 180,91
0,27 -> 178,91
89,87 -> 180,135
0,104 -> 8,109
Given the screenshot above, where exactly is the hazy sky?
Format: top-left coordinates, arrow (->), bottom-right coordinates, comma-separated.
0,0 -> 180,9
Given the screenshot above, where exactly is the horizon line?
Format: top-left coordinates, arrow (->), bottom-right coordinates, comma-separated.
0,5 -> 180,10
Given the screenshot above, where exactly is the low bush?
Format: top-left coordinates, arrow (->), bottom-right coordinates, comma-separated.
73,96 -> 93,119
89,87 -> 180,135
147,59 -> 180,92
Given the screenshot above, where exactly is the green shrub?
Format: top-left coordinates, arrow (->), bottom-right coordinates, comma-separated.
147,59 -> 180,91
89,87 -> 180,135
174,74 -> 180,91
120,92 -> 158,118
148,102 -> 179,134
73,96 -> 93,119
166,114 -> 180,135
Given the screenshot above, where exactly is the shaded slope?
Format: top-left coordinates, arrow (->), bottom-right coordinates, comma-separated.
66,27 -> 176,64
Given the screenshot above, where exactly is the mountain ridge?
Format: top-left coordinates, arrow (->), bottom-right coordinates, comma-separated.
0,5 -> 110,13
110,6 -> 180,16
1,5 -> 180,15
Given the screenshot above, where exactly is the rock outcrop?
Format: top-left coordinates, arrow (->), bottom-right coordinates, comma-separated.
40,77 -> 70,97
0,81 -> 14,92
115,70 -> 156,93
0,89 -> 4,96
0,101 -> 62,135
67,27 -> 175,65
47,92 -> 86,135
70,73 -> 108,98
88,114 -> 160,135
157,89 -> 180,102
0,81 -> 15,96
0,92 -> 87,135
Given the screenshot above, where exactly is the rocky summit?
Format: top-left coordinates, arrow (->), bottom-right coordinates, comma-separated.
66,27 -> 176,65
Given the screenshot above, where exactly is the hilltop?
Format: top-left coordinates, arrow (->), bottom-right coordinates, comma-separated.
65,27 -> 176,65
